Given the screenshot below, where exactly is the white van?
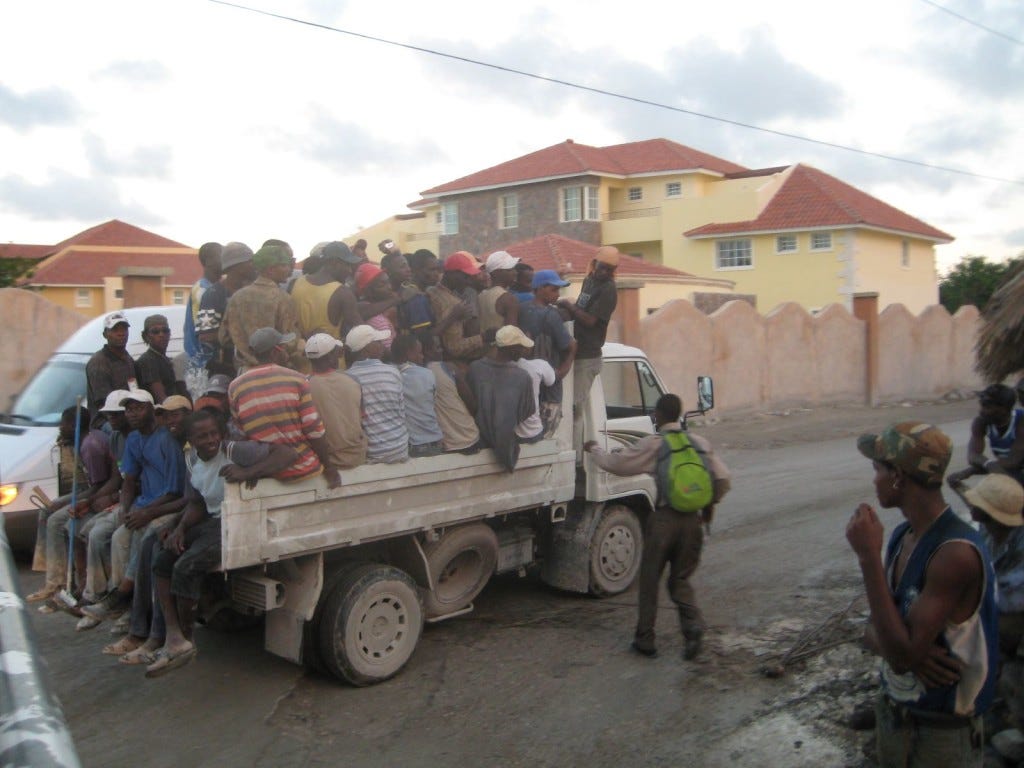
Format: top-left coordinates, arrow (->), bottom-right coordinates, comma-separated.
0,306 -> 186,551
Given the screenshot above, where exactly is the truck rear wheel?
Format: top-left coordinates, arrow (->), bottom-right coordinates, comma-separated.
589,504 -> 642,596
421,523 -> 498,618
318,563 -> 423,686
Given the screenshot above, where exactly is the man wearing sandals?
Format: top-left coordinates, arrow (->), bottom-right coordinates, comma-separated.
146,410 -> 295,676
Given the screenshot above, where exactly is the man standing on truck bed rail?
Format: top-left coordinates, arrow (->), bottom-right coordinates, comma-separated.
584,394 -> 730,660
85,311 -> 138,431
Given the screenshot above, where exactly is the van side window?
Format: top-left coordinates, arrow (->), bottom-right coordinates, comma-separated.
601,360 -> 662,419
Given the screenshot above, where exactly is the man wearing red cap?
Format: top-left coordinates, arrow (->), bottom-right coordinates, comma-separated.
354,263 -> 397,356
427,252 -> 485,363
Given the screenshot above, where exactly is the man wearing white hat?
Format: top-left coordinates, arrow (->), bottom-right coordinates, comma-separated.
478,250 -> 520,335
85,311 -> 139,430
343,325 -> 408,464
305,333 -> 367,469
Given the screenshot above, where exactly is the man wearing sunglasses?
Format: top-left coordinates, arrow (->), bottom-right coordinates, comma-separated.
137,314 -> 180,404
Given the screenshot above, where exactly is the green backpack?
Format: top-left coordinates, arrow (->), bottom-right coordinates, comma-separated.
656,432 -> 714,512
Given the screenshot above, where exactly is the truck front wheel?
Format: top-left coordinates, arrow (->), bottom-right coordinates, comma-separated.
318,563 -> 424,686
589,504 -> 643,596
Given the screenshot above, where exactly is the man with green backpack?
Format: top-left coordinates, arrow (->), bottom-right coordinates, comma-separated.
584,393 -> 730,660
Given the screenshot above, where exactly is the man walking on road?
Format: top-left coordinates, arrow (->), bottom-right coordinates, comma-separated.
848,421 -> 997,768
584,394 -> 730,660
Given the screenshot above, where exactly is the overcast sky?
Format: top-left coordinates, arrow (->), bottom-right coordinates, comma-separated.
1,0 -> 1021,273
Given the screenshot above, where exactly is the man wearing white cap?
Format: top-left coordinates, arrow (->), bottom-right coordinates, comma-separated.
478,250 -> 520,335
344,325 -> 408,463
85,311 -> 139,430
305,333 -> 367,469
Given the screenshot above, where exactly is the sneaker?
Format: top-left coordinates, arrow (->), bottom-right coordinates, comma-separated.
81,590 -> 130,621
683,628 -> 704,660
631,639 -> 658,658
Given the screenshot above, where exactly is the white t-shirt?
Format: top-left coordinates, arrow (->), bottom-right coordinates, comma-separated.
186,440 -> 270,517
514,358 -> 555,439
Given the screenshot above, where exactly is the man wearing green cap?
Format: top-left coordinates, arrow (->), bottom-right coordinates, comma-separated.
848,421 -> 997,767
220,244 -> 304,373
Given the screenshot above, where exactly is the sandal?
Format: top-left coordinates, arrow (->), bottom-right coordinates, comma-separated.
119,646 -> 158,666
102,635 -> 143,656
145,645 -> 197,678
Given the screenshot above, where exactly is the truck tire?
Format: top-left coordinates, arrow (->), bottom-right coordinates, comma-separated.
421,523 -> 499,618
318,563 -> 423,686
589,504 -> 643,596
303,560 -> 366,676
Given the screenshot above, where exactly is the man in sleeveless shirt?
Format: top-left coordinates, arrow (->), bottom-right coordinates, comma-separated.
848,421 -> 997,767
947,384 -> 1024,487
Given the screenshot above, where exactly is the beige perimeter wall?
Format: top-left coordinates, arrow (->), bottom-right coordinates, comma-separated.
641,298 -> 982,414
0,289 -> 88,409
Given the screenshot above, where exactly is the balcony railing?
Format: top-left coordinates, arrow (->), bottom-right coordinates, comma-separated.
603,207 -> 660,221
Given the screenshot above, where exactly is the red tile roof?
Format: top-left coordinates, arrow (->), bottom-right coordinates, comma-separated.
421,139 -> 747,197
28,248 -> 201,287
51,219 -> 188,252
684,164 -> 953,242
0,243 -> 52,260
502,234 -> 694,279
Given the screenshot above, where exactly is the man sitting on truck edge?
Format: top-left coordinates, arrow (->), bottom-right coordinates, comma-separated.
305,333 -> 367,469
228,328 -> 341,487
344,324 -> 409,464
584,394 -> 730,660
85,311 -> 139,431
146,410 -> 296,677
392,334 -> 445,458
947,384 -> 1024,488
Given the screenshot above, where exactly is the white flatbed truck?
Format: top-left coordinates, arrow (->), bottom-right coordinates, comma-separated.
216,343 -> 703,685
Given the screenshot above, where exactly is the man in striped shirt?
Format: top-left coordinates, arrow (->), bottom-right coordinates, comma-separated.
344,325 -> 408,464
228,328 -> 341,487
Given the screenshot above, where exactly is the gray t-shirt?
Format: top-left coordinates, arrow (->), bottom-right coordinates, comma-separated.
467,358 -> 534,471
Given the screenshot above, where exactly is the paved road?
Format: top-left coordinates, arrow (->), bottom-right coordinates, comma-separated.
25,416 -> 974,768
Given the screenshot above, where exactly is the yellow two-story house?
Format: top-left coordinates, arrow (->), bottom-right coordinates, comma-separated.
353,138 -> 952,314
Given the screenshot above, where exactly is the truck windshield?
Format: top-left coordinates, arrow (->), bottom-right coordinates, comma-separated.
4,357 -> 87,426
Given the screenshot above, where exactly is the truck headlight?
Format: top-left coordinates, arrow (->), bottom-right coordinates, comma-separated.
0,484 -> 18,507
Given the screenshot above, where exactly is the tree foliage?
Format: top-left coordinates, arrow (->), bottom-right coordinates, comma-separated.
940,254 -> 1024,314
0,259 -> 36,289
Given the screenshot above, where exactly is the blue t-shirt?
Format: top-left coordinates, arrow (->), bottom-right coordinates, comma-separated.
518,302 -> 572,404
121,426 -> 186,507
398,363 -> 444,447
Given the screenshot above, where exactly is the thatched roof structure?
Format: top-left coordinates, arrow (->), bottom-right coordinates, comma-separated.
976,268 -> 1024,382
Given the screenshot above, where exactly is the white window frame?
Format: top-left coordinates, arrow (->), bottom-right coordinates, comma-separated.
627,186 -> 643,202
901,239 -> 910,268
172,289 -> 186,305
499,193 -> 518,229
434,211 -> 443,225
442,202 -> 459,235
810,231 -> 833,251
775,234 -> 797,254
585,185 -> 599,221
665,181 -> 681,198
715,239 -> 753,270
561,185 -> 600,222
75,288 -> 92,307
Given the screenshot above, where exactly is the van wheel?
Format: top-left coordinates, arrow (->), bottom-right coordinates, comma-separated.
421,523 -> 498,618
589,505 -> 642,596
318,564 -> 423,686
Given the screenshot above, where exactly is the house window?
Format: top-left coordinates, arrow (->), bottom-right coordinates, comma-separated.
172,290 -> 186,305
715,239 -> 753,269
561,185 -> 599,222
665,182 -> 681,198
435,211 -> 443,225
776,235 -> 797,253
114,288 -> 124,299
901,240 -> 910,268
628,186 -> 643,202
810,232 -> 832,251
75,288 -> 92,308
499,194 -> 518,229
442,202 -> 459,235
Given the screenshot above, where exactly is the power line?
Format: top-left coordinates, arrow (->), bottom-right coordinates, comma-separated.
209,0 -> 1024,187
917,0 -> 1024,47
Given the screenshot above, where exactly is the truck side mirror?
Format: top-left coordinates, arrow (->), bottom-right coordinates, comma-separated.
697,376 -> 714,413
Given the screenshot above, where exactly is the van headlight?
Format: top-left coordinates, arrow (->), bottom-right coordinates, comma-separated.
0,484 -> 18,507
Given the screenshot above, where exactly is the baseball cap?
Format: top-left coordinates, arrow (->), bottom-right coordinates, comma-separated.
976,384 -> 1016,409
103,311 -> 130,330
120,390 -> 155,407
220,242 -> 254,270
856,421 -> 952,488
354,263 -> 384,297
253,244 -> 291,271
155,395 -> 193,412
305,333 -> 344,360
494,325 -> 534,349
485,250 -> 519,273
100,389 -> 132,413
345,324 -> 390,353
205,374 -> 231,395
444,251 -> 480,275
531,269 -> 570,290
322,241 -> 362,265
249,327 -> 296,356
964,475 -> 1024,527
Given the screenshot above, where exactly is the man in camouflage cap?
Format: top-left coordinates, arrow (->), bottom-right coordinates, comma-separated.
848,421 -> 997,767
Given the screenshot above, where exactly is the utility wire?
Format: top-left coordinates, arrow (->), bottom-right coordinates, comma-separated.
917,0 -> 1024,47
209,0 -> 1024,186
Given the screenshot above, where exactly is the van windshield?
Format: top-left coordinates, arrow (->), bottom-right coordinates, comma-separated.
5,356 -> 87,426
